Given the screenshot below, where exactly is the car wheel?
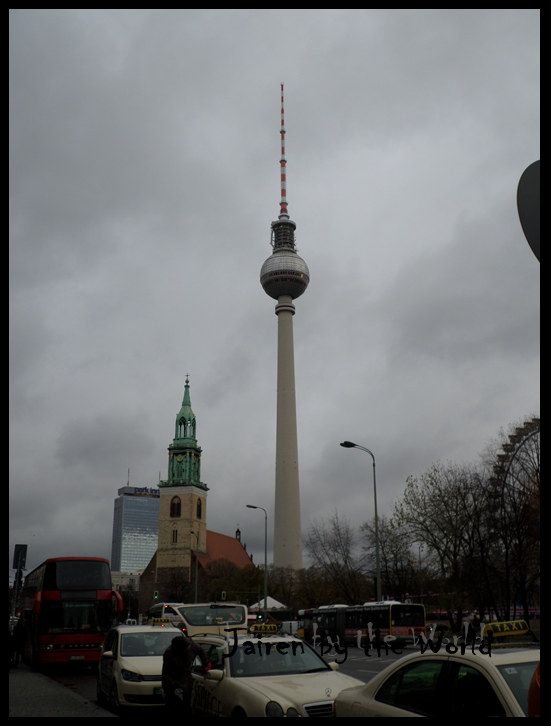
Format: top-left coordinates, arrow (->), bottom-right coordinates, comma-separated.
108,681 -> 120,714
96,672 -> 107,706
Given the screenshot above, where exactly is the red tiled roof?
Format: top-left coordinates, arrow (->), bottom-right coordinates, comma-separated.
195,530 -> 253,570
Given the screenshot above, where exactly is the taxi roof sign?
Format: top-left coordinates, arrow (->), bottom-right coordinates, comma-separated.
250,623 -> 278,634
482,620 -> 530,637
151,617 -> 172,626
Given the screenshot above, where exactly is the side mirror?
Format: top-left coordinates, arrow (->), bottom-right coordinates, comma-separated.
206,669 -> 224,681
329,662 -> 339,671
101,650 -> 115,659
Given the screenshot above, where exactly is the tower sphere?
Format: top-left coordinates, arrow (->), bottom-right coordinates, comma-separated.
260,249 -> 310,300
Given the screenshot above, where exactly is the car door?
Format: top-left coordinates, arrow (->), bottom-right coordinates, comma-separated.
368,658 -> 449,716
192,643 -> 227,717
100,631 -> 118,695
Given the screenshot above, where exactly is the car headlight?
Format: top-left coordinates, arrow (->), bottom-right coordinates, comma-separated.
121,669 -> 143,682
286,707 -> 300,717
265,701 -> 284,717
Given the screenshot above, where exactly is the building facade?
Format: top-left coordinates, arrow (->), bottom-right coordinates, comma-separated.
111,486 -> 160,573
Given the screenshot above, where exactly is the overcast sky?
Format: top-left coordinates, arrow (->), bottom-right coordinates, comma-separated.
10,9 -> 539,580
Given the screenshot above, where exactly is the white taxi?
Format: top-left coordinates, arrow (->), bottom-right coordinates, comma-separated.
190,624 -> 364,717
96,619 -> 179,712
332,647 -> 540,717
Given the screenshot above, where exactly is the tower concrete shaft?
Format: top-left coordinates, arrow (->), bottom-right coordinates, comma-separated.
260,86 -> 309,570
273,295 -> 303,569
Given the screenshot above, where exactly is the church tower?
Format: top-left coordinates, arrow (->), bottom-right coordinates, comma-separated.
157,377 -> 209,587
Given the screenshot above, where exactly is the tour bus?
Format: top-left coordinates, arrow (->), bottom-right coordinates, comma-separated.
298,601 -> 426,648
19,557 -> 123,667
146,601 -> 248,636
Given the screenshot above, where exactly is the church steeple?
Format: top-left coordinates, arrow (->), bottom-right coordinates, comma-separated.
175,376 -> 197,441
160,377 -> 208,490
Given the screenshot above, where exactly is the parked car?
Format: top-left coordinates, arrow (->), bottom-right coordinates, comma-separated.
332,647 -> 540,717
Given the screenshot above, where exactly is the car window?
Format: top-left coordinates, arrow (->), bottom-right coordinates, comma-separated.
103,630 -> 117,655
450,663 -> 505,717
375,660 -> 446,716
191,642 -> 225,673
192,653 -> 205,674
109,632 -> 119,658
496,661 -> 538,717
120,631 -> 176,657
206,644 -> 225,669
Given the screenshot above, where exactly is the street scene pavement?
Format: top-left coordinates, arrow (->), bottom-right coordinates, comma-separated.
9,662 -> 116,718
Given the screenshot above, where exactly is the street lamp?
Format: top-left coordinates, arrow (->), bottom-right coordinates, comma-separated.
190,531 -> 199,604
246,505 -> 268,620
340,441 -> 381,601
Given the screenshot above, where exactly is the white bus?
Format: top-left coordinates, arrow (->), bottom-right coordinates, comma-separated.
146,601 -> 248,637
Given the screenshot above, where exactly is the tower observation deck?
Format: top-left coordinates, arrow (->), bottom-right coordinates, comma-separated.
260,85 -> 309,569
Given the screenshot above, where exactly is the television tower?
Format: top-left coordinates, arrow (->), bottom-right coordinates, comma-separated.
260,85 -> 310,569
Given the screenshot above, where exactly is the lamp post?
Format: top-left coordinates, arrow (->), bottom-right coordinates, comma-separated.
246,505 -> 268,620
340,441 -> 381,601
190,531 -> 199,604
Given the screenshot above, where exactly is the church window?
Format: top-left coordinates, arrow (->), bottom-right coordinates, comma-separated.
170,496 -> 181,518
172,528 -> 178,544
196,498 -> 202,520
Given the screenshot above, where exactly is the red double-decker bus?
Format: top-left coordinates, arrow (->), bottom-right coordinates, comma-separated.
20,557 -> 123,667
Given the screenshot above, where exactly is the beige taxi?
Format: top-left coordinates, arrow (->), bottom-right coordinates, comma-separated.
332,647 -> 540,717
190,625 -> 364,717
97,619 -> 179,712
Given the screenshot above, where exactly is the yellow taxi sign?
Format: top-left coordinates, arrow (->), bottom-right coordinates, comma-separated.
250,623 -> 278,634
151,617 -> 172,626
483,620 -> 529,637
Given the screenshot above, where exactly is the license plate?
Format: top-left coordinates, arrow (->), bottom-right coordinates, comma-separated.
69,655 -> 85,660
154,687 -> 163,695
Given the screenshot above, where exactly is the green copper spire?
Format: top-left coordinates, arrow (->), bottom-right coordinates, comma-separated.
159,377 -> 208,490
175,376 -> 196,441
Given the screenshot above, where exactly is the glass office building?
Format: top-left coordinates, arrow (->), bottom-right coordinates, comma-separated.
111,487 -> 160,572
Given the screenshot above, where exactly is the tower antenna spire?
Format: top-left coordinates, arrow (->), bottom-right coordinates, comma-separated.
279,83 -> 288,218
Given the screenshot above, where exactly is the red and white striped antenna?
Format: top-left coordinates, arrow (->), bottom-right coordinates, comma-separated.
279,83 -> 288,218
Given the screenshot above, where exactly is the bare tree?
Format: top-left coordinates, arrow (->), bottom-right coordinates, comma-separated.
360,515 -> 419,600
393,462 -> 480,583
304,510 -> 369,604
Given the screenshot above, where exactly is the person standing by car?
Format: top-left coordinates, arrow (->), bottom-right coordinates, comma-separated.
162,634 -> 209,716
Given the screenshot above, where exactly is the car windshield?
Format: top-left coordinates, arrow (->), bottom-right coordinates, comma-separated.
229,640 -> 331,678
120,631 -> 177,657
496,660 -> 538,716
